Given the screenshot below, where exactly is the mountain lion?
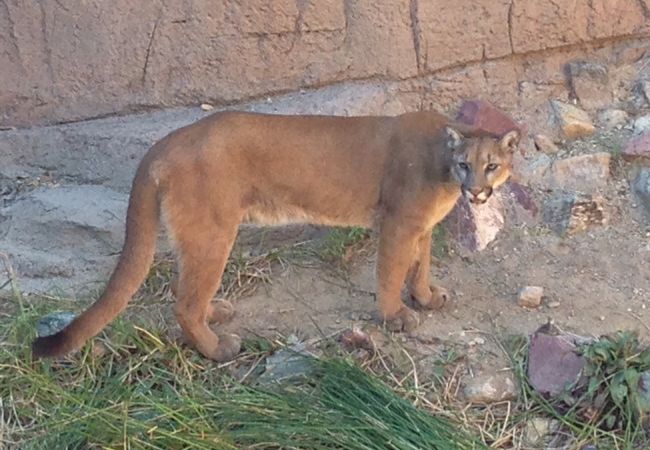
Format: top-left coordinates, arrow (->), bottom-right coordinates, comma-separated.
32,110 -> 519,362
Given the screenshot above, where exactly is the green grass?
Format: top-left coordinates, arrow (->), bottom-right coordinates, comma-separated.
0,293 -> 486,449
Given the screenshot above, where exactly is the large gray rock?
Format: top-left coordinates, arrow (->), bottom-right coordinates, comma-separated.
0,108 -> 204,192
36,311 -> 78,337
0,185 -> 128,294
543,193 -> 608,235
0,82 -> 414,193
597,109 -> 629,130
549,153 -> 611,192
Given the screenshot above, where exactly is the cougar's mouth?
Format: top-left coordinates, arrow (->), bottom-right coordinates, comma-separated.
462,187 -> 492,205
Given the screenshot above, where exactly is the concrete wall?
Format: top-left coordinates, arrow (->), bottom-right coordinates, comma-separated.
1,0 -> 649,127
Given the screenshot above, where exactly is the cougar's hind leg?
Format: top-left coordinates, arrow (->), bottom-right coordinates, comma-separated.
171,272 -> 234,324
171,211 -> 242,362
408,230 -> 449,310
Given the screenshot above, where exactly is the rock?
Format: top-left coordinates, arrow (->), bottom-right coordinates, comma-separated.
456,100 -> 523,136
517,154 -> 553,187
533,134 -> 559,154
463,372 -> 518,404
0,185 -> 128,294
527,327 -> 587,397
597,109 -> 629,130
550,101 -> 596,139
549,153 -> 611,192
258,340 -> 316,385
339,328 -> 374,351
623,132 -> 650,160
444,193 -> 504,252
633,115 -> 650,134
518,286 -> 544,308
36,311 -> 77,337
444,180 -> 540,252
200,103 -> 214,111
543,193 -> 607,235
632,169 -> 650,216
503,181 -> 539,225
1,82 -> 416,193
568,61 -> 612,111
523,417 -> 556,447
642,80 -> 650,104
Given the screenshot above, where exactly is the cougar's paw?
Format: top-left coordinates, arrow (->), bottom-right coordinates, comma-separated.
413,285 -> 449,310
208,334 -> 242,362
207,299 -> 235,324
384,307 -> 420,333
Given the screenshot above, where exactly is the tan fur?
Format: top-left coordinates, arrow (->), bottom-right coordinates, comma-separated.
31,110 -> 519,361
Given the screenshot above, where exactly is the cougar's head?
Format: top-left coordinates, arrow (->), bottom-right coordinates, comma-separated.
445,127 -> 520,205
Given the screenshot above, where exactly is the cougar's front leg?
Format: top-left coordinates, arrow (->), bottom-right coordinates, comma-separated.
376,219 -> 421,332
408,230 -> 449,310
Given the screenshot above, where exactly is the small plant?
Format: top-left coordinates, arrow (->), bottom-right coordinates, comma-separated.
431,225 -> 449,259
575,331 -> 650,434
319,226 -> 370,264
507,331 -> 650,448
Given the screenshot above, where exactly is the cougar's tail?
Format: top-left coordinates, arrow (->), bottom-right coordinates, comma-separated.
32,163 -> 160,358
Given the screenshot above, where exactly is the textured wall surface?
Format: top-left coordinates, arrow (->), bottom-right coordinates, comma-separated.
1,0 -> 648,126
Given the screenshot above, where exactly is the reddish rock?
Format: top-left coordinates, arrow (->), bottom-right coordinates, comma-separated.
528,328 -> 587,397
506,181 -> 539,216
444,192 -> 505,252
623,133 -> 650,160
444,181 -> 538,252
502,181 -> 540,227
456,100 -> 523,136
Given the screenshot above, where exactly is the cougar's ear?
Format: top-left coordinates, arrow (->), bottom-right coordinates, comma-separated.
445,127 -> 463,150
499,129 -> 520,153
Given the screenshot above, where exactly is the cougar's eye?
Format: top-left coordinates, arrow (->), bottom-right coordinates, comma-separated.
458,162 -> 469,171
486,163 -> 499,171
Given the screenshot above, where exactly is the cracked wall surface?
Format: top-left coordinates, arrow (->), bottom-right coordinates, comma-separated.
0,0 -> 648,127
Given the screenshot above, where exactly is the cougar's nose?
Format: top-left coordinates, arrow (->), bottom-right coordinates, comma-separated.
469,187 -> 483,196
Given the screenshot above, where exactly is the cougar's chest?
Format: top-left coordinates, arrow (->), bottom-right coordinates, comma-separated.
426,185 -> 461,228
